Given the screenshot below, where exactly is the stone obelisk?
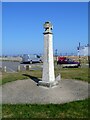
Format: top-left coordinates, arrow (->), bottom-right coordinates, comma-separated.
38,21 -> 58,87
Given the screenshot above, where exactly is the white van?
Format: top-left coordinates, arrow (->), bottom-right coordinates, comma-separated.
22,54 -> 42,64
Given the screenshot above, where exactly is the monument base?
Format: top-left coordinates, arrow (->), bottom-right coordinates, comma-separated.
37,74 -> 61,87
38,80 -> 59,87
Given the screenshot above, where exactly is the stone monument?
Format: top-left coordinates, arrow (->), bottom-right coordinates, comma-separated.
38,21 -> 58,87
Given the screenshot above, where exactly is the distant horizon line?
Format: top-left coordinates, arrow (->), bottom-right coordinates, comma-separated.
1,52 -> 78,56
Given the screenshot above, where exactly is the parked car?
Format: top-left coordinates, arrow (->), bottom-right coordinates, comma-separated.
57,56 -> 80,68
21,54 -> 42,64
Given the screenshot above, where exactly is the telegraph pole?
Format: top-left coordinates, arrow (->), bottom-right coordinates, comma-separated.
55,49 -> 58,61
55,49 -> 57,56
77,42 -> 81,64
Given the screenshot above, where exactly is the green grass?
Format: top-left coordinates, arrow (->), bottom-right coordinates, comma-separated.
1,70 -> 42,85
2,98 -> 89,118
1,66 -> 89,119
1,67 -> 89,85
55,67 -> 89,82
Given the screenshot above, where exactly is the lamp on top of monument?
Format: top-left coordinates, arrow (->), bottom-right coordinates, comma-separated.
43,21 -> 53,33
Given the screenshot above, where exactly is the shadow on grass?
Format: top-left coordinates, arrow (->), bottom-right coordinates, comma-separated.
22,74 -> 41,83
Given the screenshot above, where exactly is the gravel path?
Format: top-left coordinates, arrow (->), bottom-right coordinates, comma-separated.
1,79 -> 89,104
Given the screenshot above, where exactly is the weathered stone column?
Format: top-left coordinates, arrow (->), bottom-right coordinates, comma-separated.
38,21 -> 58,87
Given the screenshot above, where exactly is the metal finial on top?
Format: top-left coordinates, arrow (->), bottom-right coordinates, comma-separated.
43,21 -> 53,34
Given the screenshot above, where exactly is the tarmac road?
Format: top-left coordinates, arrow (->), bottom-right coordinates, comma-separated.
0,61 -> 89,73
0,61 -> 43,72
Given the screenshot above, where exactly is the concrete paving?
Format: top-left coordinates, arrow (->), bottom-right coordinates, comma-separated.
1,78 -> 89,104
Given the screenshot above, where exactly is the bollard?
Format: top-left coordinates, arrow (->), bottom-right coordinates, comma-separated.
17,65 -> 20,72
4,66 -> 6,72
29,65 -> 31,70
23,65 -> 26,71
24,65 -> 26,69
26,65 -> 31,70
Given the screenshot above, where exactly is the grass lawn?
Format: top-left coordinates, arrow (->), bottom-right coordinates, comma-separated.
1,70 -> 42,85
2,98 -> 89,118
1,67 -> 89,85
55,67 -> 89,82
1,66 -> 89,119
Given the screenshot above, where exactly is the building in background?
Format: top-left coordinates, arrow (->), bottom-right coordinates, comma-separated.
77,44 -> 90,56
